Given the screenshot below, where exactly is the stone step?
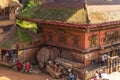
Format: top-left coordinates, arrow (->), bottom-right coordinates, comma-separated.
0,61 -> 12,68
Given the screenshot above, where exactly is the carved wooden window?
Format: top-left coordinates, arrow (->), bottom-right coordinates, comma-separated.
59,33 -> 67,44
88,34 -> 98,47
72,35 -> 79,47
47,32 -> 53,42
114,31 -> 120,41
9,7 -> 17,14
103,30 -> 120,44
56,28 -> 67,44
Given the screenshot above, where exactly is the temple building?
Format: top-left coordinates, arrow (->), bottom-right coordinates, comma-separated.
0,0 -> 22,48
17,0 -> 120,80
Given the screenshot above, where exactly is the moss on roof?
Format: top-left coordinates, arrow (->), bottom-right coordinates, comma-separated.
19,6 -> 88,24
0,28 -> 18,48
0,27 -> 33,49
18,28 -> 32,43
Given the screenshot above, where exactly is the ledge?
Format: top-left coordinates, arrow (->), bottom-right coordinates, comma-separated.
0,20 -> 15,27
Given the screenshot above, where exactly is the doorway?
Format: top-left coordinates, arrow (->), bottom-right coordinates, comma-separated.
107,56 -> 120,73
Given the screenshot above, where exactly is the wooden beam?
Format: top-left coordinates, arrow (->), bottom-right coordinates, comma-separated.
0,20 -> 15,27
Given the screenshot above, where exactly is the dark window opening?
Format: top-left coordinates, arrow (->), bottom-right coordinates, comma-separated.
37,27 -> 42,33
0,26 -> 12,34
72,35 -> 79,47
0,7 -> 9,20
90,58 -> 96,65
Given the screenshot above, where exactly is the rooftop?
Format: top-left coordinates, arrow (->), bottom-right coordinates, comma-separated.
19,6 -> 88,24
0,0 -> 22,9
86,0 -> 120,5
19,0 -> 120,24
41,0 -> 85,9
17,16 -> 120,29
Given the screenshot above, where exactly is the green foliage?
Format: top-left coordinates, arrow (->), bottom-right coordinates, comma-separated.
22,0 -> 41,12
16,0 -> 38,33
16,3 -> 38,43
18,28 -> 32,43
16,20 -> 37,33
27,0 -> 37,8
22,0 -> 29,9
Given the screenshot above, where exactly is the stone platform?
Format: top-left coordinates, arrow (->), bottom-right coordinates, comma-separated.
109,72 -> 120,80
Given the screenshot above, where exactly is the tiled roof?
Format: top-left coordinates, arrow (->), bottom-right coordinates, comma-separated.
86,0 -> 120,5
19,6 -> 88,24
19,0 -> 120,24
41,1 -> 85,9
17,17 -> 120,29
86,0 -> 120,23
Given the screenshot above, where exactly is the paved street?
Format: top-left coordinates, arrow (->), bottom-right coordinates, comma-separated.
0,67 -> 56,80
109,72 -> 120,80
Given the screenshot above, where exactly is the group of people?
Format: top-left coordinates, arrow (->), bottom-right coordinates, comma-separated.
47,60 -> 61,73
44,60 -> 78,80
1,49 -> 17,63
15,60 -> 32,73
61,68 -> 77,80
94,70 -> 109,80
100,54 -> 107,66
0,49 -> 32,73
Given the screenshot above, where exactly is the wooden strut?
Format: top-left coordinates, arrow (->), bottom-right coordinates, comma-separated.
107,56 -> 120,73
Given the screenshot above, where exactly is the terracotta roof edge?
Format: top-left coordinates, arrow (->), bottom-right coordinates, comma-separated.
16,17 -> 120,29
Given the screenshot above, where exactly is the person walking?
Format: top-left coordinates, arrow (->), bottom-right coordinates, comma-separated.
100,54 -> 105,66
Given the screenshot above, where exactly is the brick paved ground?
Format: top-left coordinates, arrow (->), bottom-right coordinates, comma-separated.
0,67 -> 61,80
0,66 -> 119,80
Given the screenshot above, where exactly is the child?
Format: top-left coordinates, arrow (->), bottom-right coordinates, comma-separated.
25,61 -> 31,72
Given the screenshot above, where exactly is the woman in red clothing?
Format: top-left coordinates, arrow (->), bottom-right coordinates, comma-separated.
25,61 -> 31,72
16,60 -> 22,71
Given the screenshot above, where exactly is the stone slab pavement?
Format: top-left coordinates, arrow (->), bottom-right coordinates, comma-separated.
90,72 -> 120,80
109,72 -> 120,80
